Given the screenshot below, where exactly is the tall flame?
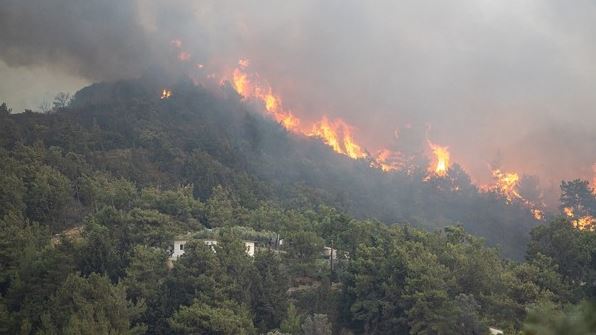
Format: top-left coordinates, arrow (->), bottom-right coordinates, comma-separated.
427,141 -> 450,177
308,117 -> 367,159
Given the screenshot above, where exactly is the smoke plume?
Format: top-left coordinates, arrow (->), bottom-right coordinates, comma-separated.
1,0 -> 595,199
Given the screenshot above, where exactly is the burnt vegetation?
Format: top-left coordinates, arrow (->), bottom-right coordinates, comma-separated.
0,79 -> 594,334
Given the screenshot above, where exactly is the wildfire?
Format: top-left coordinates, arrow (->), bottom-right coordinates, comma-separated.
227,59 -> 372,159
308,117 -> 367,159
164,41 -> 594,223
563,207 -> 595,231
160,89 -> 172,100
482,168 -> 544,220
532,209 -> 543,220
231,60 -> 301,131
491,169 -> 521,202
373,149 -> 403,172
427,141 -> 450,177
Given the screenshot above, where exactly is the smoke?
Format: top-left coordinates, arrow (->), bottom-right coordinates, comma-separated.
1,0 -> 595,198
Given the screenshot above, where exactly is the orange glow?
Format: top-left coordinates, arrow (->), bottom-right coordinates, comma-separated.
480,168 -> 544,220
563,207 -> 594,231
231,66 -> 301,131
308,117 -> 367,159
160,89 -> 172,100
229,59 -> 372,159
427,141 -> 450,177
592,163 -> 596,193
574,216 -> 595,231
490,169 -> 521,202
532,209 -> 543,220
229,61 -> 371,159
373,149 -> 403,172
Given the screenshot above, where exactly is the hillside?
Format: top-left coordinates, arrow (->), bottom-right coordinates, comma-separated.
0,78 -> 543,258
1,79 -> 595,334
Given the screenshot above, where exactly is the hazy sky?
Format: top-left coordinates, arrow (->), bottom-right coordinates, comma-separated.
1,0 -> 595,193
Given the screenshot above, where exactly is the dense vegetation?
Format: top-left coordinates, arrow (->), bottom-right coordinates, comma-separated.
0,79 -> 594,334
1,79 -> 544,258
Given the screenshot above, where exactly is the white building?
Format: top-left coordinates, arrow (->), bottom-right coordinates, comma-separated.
170,238 -> 255,260
323,246 -> 337,260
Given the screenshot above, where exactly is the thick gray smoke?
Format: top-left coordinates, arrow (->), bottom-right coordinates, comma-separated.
1,0 -> 595,201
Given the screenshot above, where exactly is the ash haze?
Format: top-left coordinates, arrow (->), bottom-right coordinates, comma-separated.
1,0 -> 595,204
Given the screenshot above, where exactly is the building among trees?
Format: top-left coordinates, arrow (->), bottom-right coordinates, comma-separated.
170,236 -> 256,260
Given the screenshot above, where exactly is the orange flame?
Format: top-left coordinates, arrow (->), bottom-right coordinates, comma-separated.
481,168 -> 544,220
491,169 -> 521,202
532,209 -> 543,220
575,216 -> 595,231
427,141 -> 450,177
160,89 -> 172,100
563,207 -> 594,231
229,59 -> 371,159
308,117 -> 367,159
373,149 -> 403,172
231,62 -> 301,131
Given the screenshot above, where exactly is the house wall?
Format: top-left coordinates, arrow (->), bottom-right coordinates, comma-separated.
171,239 -> 254,260
171,240 -> 187,260
244,241 -> 255,257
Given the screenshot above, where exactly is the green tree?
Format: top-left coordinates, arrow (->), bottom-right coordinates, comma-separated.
522,301 -> 596,335
560,179 -> 595,217
40,273 -> 145,334
205,185 -> 237,228
280,303 -> 302,335
169,300 -> 255,335
123,245 -> 169,304
251,251 -> 289,331
24,165 -> 72,230
301,314 -> 331,335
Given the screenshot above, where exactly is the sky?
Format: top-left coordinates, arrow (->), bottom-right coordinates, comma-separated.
1,0 -> 595,199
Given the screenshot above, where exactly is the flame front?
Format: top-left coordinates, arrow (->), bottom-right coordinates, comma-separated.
231,60 -> 301,132
308,117 -> 367,159
427,141 -> 450,177
164,42 -> 595,223
229,59 -> 370,159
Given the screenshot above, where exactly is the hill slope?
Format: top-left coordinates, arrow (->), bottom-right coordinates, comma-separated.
0,78 -> 539,258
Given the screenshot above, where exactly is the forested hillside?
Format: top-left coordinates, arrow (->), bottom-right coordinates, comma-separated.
1,79 -> 543,258
0,79 -> 594,334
